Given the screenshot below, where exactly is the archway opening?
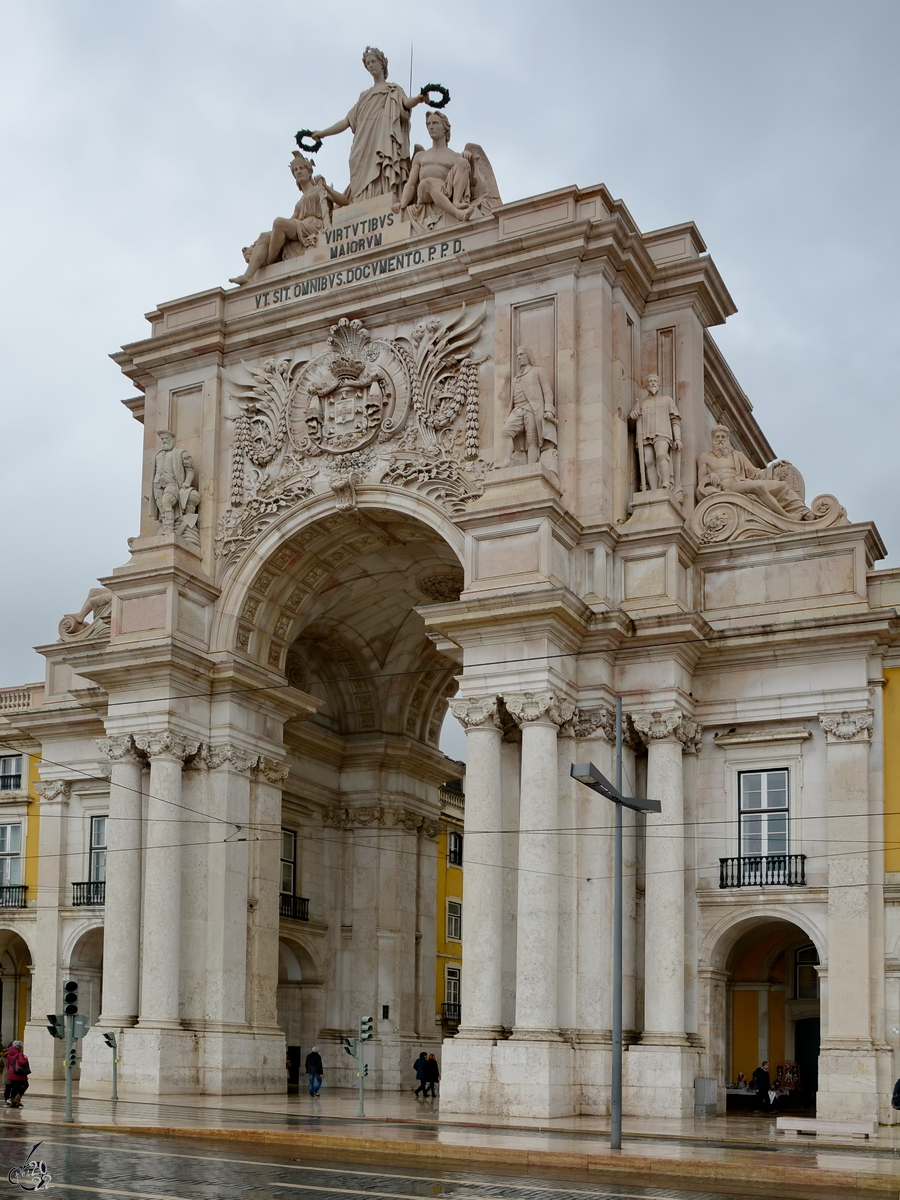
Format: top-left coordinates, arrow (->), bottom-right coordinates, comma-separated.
0,930 -> 32,1043
277,938 -> 322,1092
722,917 -> 820,1111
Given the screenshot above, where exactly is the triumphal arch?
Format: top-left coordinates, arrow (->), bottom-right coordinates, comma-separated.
9,47 -> 900,1121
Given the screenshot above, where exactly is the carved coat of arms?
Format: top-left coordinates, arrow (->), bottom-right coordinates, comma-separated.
216,305 -> 490,568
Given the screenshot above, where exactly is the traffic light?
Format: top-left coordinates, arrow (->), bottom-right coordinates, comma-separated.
358,1015 -> 374,1041
343,1037 -> 357,1057
67,1047 -> 77,1067
360,1063 -> 368,1076
103,1032 -> 117,1051
63,979 -> 78,1015
72,1015 -> 89,1040
46,1014 -> 64,1040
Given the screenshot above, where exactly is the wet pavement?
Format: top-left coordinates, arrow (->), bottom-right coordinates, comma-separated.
0,1122 -> 890,1200
3,1085 -> 899,1196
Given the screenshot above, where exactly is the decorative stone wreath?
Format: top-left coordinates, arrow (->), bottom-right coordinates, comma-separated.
295,129 -> 323,154
419,83 -> 450,109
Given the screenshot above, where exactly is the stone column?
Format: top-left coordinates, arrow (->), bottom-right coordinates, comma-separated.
246,755 -> 288,1032
204,743 -> 257,1026
506,690 -> 575,1037
27,780 -> 71,1078
97,735 -> 145,1026
135,730 -> 198,1027
632,708 -> 699,1043
816,709 -> 884,1120
448,696 -> 504,1038
623,707 -> 700,1118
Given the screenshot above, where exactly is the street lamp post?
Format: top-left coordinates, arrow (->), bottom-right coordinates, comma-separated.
571,696 -> 660,1150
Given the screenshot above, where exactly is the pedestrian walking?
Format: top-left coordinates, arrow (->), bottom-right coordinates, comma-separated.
892,1077 -> 900,1111
1,1041 -> 9,1103
5,1040 -> 30,1108
305,1046 -> 323,1096
412,1050 -> 428,1096
751,1060 -> 771,1114
423,1052 -> 440,1098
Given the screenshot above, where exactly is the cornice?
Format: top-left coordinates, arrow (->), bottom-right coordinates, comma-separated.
418,585 -> 591,651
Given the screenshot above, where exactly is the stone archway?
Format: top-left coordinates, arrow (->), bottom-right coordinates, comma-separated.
0,930 -> 33,1044
68,926 -> 104,1026
702,913 -> 823,1109
277,937 -> 322,1087
210,498 -> 464,1091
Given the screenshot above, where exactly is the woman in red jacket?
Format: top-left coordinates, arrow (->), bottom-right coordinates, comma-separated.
6,1040 -> 30,1107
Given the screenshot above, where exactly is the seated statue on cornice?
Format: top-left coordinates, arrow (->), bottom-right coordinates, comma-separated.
692,423 -> 846,544
394,111 -> 501,233
697,424 -> 812,520
230,152 -> 347,286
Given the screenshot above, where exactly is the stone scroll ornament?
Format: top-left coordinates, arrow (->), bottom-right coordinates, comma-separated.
692,423 -> 845,545
58,587 -> 112,643
215,304 -> 491,567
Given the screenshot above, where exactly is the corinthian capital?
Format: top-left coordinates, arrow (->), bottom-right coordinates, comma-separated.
819,709 -> 873,743
133,731 -> 200,761
35,780 -> 71,804
505,690 -> 576,728
632,708 -> 702,754
449,696 -> 502,730
205,743 -> 258,774
97,734 -> 145,764
254,756 -> 289,783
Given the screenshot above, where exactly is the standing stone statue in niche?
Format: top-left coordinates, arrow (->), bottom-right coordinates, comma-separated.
697,423 -> 812,520
230,153 -> 347,286
149,430 -> 201,545
499,347 -> 558,474
395,111 -> 501,232
630,374 -> 682,494
310,46 -> 427,202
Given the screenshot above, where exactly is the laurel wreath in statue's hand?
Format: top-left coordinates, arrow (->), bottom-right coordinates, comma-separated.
295,129 -> 323,154
419,84 -> 450,109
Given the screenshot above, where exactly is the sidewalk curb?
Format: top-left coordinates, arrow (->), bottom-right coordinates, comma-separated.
48,1120 -> 900,1193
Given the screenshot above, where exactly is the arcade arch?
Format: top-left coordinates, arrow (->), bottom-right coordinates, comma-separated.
704,914 -> 821,1107
0,930 -> 32,1044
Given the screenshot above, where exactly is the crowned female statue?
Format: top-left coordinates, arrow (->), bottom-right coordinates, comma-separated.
311,46 -> 426,202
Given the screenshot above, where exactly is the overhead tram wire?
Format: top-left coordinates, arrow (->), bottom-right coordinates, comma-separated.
1,738 -> 898,844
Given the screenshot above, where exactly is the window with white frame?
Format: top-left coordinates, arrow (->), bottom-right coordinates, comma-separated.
281,829 -> 296,895
445,965 -> 460,1007
0,823 -> 22,886
447,899 -> 462,941
738,769 -> 789,857
448,831 -> 463,865
89,816 -> 107,882
0,756 -> 22,792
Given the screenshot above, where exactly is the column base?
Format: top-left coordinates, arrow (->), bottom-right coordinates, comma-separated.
78,1025 -> 288,1094
440,1036 -> 575,1117
623,1042 -> 700,1117
455,1025 -> 505,1041
816,1043 -> 892,1122
509,1025 -> 563,1041
573,1041 -> 612,1114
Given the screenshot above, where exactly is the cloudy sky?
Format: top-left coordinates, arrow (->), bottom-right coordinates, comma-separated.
2,0 -> 898,712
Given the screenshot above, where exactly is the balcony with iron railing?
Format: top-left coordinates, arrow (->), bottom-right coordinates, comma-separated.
0,774 -> 22,792
719,854 -> 806,889
0,885 -> 27,908
72,881 -> 106,906
279,893 -> 310,921
441,1002 -> 460,1025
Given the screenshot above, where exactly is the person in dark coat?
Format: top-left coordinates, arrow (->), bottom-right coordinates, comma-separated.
891,1077 -> 900,1111
413,1050 -> 428,1096
5,1041 -> 29,1107
423,1052 -> 440,1098
751,1060 -> 771,1113
305,1046 -> 323,1096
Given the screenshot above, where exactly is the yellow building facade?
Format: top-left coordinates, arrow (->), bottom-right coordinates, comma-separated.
435,781 -> 464,1039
